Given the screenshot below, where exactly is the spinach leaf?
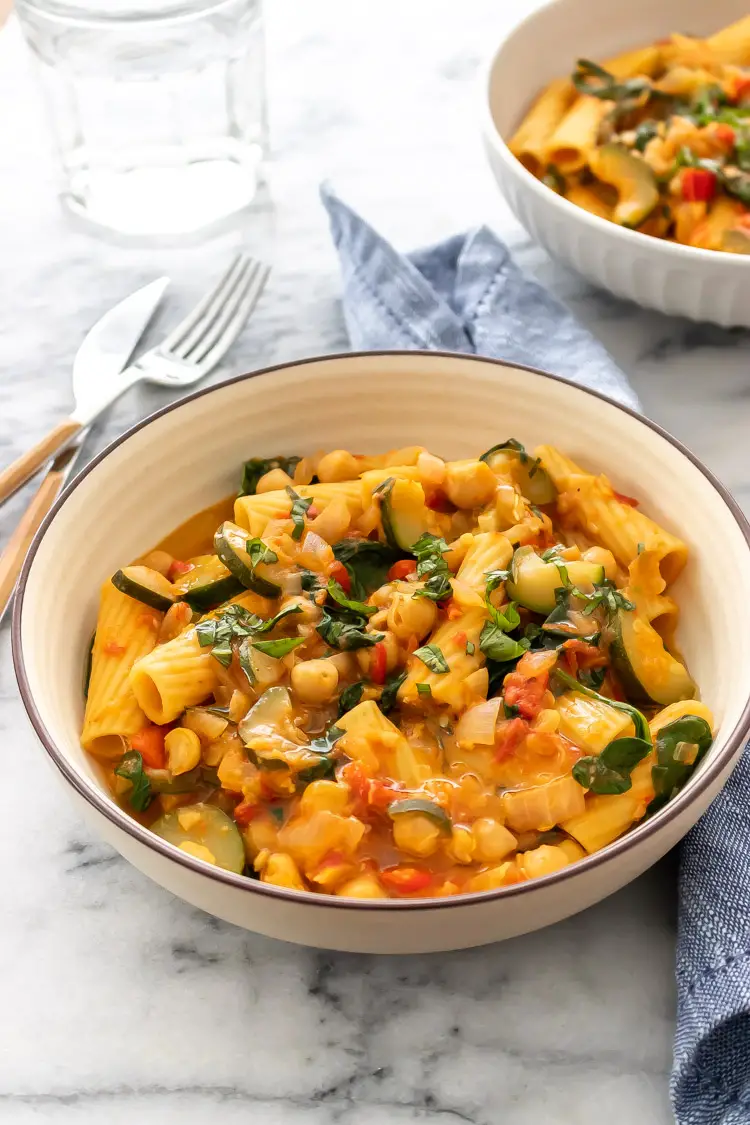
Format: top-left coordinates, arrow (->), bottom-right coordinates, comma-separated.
378,670 -> 406,714
300,568 -> 324,594
252,636 -> 306,658
411,532 -> 453,603
317,607 -> 383,650
333,539 -> 402,597
338,680 -> 366,717
239,456 -> 302,496
579,665 -> 607,691
197,602 -> 303,667
296,725 -> 346,784
634,120 -> 659,152
572,58 -> 651,105
413,643 -> 449,674
114,751 -> 153,812
573,736 -> 652,795
83,631 -> 96,700
649,715 -> 713,812
326,578 -> 376,617
554,667 -> 651,743
285,486 -> 313,540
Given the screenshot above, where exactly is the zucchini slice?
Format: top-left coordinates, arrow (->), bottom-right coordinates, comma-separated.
480,442 -> 556,506
152,803 -> 245,873
590,145 -> 659,228
606,606 -> 695,707
506,547 -> 604,615
214,522 -> 281,598
111,565 -> 176,612
388,797 -> 451,830
380,478 -> 431,551
172,554 -> 243,611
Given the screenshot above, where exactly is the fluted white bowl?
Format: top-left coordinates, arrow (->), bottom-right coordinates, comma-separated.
13,352 -> 750,952
481,0 -> 750,326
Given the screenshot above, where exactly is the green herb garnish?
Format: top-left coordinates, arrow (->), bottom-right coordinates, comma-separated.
285,486 -> 313,540
378,670 -> 406,714
239,456 -> 303,496
410,532 -> 453,603
326,578 -> 376,617
251,636 -> 306,658
114,751 -> 153,812
338,681 -> 366,716
554,667 -> 650,742
573,736 -> 652,795
413,643 -> 449,674
649,715 -> 713,812
416,682 -> 433,697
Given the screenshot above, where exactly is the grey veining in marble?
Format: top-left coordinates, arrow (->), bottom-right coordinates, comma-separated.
2,2 -> 750,1122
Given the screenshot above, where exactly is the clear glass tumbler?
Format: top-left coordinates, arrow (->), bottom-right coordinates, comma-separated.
16,0 -> 268,240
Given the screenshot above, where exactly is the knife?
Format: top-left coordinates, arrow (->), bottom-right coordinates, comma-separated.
0,277 -> 170,624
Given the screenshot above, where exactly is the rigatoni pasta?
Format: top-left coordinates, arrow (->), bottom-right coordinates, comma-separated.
510,19 -> 750,252
81,440 -> 714,898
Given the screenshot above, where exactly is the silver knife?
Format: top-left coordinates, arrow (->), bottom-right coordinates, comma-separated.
0,277 -> 170,624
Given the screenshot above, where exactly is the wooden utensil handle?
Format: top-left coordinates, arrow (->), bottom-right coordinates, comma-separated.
0,418 -> 81,506
0,469 -> 66,617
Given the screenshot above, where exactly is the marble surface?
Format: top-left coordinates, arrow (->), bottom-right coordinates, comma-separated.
2,2 -> 750,1122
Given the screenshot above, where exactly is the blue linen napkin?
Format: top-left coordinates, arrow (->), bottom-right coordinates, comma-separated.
321,183 -> 750,1125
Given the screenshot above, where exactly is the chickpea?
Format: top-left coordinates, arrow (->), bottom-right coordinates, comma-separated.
444,460 -> 497,509
336,874 -> 388,899
471,818 -> 516,863
300,779 -> 350,815
557,838 -> 586,864
256,467 -> 295,492
387,589 -> 438,640
446,824 -> 475,864
165,728 -> 201,775
291,659 -> 339,704
518,844 -> 570,881
316,449 -> 360,483
259,852 -> 307,891
392,812 -> 442,858
416,450 -> 446,487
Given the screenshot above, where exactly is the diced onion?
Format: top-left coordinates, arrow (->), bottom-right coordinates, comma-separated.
299,531 -> 334,571
455,698 -> 502,747
281,571 -> 303,596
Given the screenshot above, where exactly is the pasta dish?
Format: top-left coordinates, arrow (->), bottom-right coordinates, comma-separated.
509,17 -> 750,251
81,443 -> 713,898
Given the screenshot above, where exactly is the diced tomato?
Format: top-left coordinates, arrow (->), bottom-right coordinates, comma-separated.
730,75 -> 750,103
131,725 -> 167,769
424,490 -> 455,513
315,850 -> 347,872
233,799 -> 259,826
387,559 -> 418,582
167,559 -> 192,580
738,214 -> 750,232
560,638 -> 608,677
307,505 -> 319,520
453,631 -> 467,648
444,598 -> 463,621
681,167 -> 716,203
503,672 -> 549,721
368,778 -> 404,811
371,641 -> 387,685
330,560 -> 351,594
613,490 -> 639,508
494,717 -> 529,762
339,761 -> 370,812
380,866 -> 433,894
714,123 -> 736,148
103,640 -> 126,656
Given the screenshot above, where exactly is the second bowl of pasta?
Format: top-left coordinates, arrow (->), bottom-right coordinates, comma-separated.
481,0 -> 750,326
12,351 -> 750,952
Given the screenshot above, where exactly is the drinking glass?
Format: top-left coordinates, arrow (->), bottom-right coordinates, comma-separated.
16,0 -> 268,240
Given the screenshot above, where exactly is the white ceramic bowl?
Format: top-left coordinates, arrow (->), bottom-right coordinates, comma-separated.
13,352 -> 750,952
481,0 -> 750,327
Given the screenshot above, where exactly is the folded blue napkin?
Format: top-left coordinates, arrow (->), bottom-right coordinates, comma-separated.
321,184 -> 750,1125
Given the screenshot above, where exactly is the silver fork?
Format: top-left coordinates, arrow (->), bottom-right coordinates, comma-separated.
0,253 -> 270,506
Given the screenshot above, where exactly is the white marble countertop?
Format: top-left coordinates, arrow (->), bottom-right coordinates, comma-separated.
2,2 -> 750,1122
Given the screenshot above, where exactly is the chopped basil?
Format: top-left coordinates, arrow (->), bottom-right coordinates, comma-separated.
480,593 -> 528,663
378,670 -> 406,714
579,665 -> 607,691
251,636 -> 305,658
239,456 -> 302,496
637,541 -> 645,555
504,700 -> 520,719
338,680 -> 366,717
296,724 -> 345,784
410,532 -> 453,603
485,568 -> 511,594
269,806 -> 285,825
572,58 -> 651,106
114,751 -> 153,812
576,581 -> 634,618
465,641 -> 475,656
197,602 -> 303,667
633,120 -> 659,152
285,486 -> 313,540
326,578 -> 376,617
416,682 -> 432,697
480,438 -> 539,475
649,715 -> 713,812
413,643 -> 449,674
573,736 -> 652,795
246,538 -> 278,567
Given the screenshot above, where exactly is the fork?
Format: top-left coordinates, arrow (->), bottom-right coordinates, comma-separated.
0,253 -> 270,506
